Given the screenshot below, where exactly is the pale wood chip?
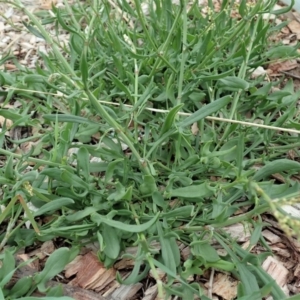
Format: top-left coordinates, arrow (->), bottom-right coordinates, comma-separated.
204,273 -> 238,300
142,284 -> 158,300
262,229 -> 282,244
110,283 -> 143,300
262,256 -> 289,289
223,223 -> 251,242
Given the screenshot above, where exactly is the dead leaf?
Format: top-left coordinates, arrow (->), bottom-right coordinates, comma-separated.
268,59 -> 298,75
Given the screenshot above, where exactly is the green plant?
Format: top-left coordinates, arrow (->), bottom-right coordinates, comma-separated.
0,0 -> 300,299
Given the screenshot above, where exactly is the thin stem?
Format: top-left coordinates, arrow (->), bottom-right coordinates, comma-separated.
176,0 -> 187,107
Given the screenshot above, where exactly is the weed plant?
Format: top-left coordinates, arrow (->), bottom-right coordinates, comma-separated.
0,0 -> 300,299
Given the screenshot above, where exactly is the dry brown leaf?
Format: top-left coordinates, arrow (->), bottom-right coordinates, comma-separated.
268,59 -> 298,75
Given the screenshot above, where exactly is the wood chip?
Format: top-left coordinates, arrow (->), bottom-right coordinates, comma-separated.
262,230 -> 282,244
223,223 -> 251,242
204,273 -> 238,300
262,256 -> 289,289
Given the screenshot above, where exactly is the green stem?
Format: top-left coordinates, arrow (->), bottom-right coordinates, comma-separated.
176,0 -> 187,107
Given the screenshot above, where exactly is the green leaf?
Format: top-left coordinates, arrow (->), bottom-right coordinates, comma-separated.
65,207 -> 97,222
191,241 -> 220,262
0,109 -> 23,122
198,68 -> 235,80
35,248 -> 75,292
237,263 -> 260,296
102,224 -> 120,260
23,74 -> 46,84
139,175 -> 157,195
91,212 -> 159,233
107,182 -> 132,201
179,95 -> 232,128
105,159 -> 123,183
34,198 -> 74,217
170,182 -> 215,200
152,191 -> 167,209
206,259 -> 235,272
218,76 -> 249,91
159,104 -> 184,137
9,276 -> 33,298
80,46 -> 88,87
161,206 -> 194,218
4,155 -> 14,180
108,72 -> 133,100
43,114 -> 96,124
157,222 -> 177,273
0,250 -> 15,286
22,22 -> 45,39
250,222 -> 263,247
77,147 -> 90,180
253,159 -> 300,181
60,170 -> 90,189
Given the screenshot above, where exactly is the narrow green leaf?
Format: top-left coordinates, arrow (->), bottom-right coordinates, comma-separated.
152,191 -> 167,209
170,182 -> 215,199
159,104 -> 184,137
0,109 -> 23,122
250,223 -> 263,247
22,22 -> 45,39
65,207 -> 97,222
9,276 -> 33,298
191,241 -> 220,262
102,224 -> 120,260
105,158 -> 123,183
43,114 -> 96,124
23,74 -> 45,84
139,175 -> 157,195
237,263 -> 260,296
253,159 -> 300,181
179,95 -> 232,128
219,76 -> 249,90
157,222 -> 177,273
34,198 -> 74,217
0,250 -> 15,284
35,248 -> 74,292
198,68 -> 235,80
60,170 -> 90,189
161,206 -> 194,218
80,46 -> 88,87
4,155 -> 14,180
108,72 -> 133,100
77,147 -> 90,180
91,212 -> 159,233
